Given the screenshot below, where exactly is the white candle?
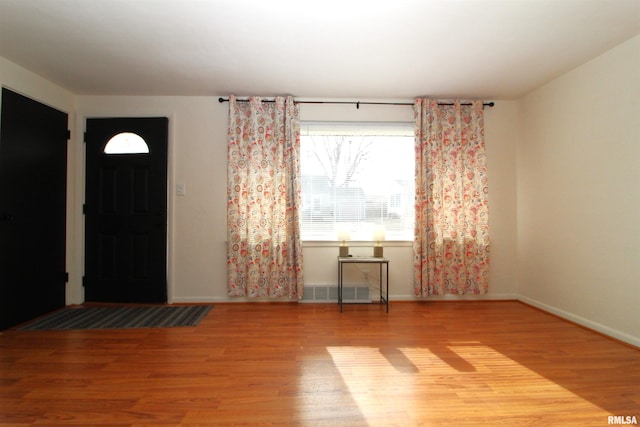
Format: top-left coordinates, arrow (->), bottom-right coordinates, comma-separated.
338,228 -> 351,245
373,225 -> 386,245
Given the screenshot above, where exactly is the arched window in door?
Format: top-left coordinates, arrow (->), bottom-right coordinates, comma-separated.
104,132 -> 149,154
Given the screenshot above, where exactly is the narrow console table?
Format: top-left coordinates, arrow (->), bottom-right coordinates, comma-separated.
337,256 -> 389,312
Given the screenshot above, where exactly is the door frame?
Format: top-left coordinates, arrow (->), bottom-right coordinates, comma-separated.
77,112 -> 175,304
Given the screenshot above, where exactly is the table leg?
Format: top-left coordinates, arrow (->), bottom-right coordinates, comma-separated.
339,262 -> 343,312
379,263 -> 383,304
386,262 -> 389,312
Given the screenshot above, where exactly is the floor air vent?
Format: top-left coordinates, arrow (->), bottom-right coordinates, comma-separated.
302,285 -> 370,303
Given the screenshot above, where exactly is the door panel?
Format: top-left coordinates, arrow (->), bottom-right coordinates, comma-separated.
0,88 -> 68,330
84,117 -> 168,303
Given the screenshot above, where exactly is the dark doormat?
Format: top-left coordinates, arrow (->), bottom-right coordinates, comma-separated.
17,305 -> 213,331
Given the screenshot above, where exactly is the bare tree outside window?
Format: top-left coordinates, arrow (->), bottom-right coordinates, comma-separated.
310,135 -> 372,189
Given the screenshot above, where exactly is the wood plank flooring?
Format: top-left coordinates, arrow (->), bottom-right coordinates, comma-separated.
1,301 -> 638,426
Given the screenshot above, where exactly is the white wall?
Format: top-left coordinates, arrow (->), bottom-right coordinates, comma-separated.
76,96 -> 228,303
0,57 -> 79,304
517,35 -> 640,346
72,97 -> 518,303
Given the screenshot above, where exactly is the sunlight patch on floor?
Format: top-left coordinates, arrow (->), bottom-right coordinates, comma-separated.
320,344 -> 604,424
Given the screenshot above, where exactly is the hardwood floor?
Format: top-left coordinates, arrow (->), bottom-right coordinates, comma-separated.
0,301 -> 638,426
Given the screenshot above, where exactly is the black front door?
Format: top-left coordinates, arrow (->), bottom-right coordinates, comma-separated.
0,88 -> 68,330
84,117 -> 168,303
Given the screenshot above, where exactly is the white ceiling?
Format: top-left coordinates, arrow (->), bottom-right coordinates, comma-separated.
1,0 -> 639,100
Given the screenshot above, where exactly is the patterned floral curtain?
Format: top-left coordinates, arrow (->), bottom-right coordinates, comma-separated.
227,95 -> 304,299
413,99 -> 490,296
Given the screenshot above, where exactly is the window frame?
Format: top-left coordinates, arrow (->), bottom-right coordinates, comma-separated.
299,121 -> 415,242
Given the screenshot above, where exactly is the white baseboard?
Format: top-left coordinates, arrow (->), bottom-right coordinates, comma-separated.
518,295 -> 639,348
391,293 -> 518,301
171,296 -> 293,303
173,293 -> 518,303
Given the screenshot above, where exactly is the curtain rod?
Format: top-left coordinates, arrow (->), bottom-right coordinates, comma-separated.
218,97 -> 494,109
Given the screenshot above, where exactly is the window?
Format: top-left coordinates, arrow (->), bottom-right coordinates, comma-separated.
104,132 -> 149,154
300,122 -> 414,241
